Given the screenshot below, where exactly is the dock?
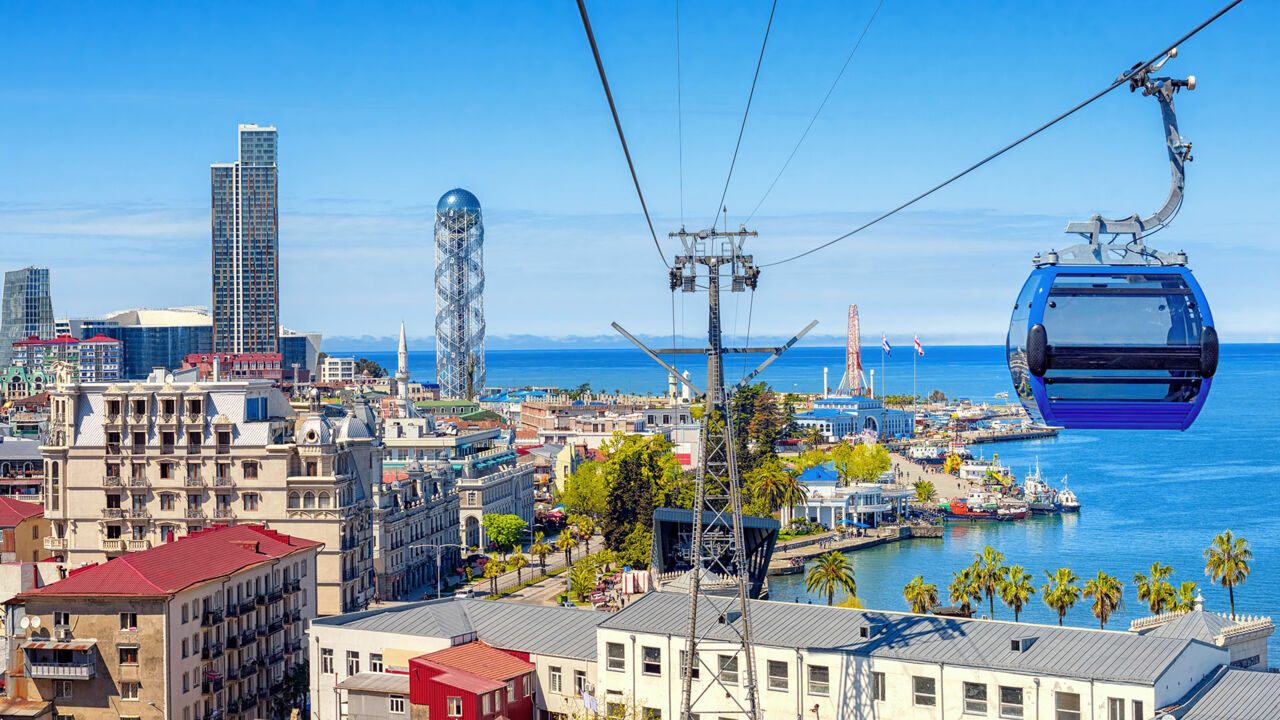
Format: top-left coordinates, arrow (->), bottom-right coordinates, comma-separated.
959,426 -> 1058,444
766,524 -> 943,576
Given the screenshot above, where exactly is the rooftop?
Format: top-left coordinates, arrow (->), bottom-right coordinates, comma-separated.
335,672 -> 410,695
0,497 -> 44,527
20,525 -> 319,598
1169,665 -> 1280,719
601,592 -> 1218,685
417,640 -> 533,682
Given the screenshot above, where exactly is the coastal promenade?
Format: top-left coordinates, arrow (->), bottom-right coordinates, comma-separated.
891,452 -> 978,501
766,524 -> 943,576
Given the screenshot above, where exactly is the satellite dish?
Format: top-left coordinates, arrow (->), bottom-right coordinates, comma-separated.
19,617 -> 29,629
30,616 -> 41,628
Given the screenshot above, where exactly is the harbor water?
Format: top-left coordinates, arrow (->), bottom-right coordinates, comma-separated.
362,344 -> 1280,655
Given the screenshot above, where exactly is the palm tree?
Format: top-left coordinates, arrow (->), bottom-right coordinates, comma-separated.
972,547 -> 1008,618
508,547 -> 529,585
903,576 -> 939,614
948,567 -> 983,615
1174,581 -> 1200,612
805,552 -> 856,606
573,515 -> 597,555
803,426 -> 825,450
1083,571 -> 1125,629
749,466 -> 810,516
529,532 -> 553,571
1134,561 -> 1176,615
556,532 -> 576,567
1204,530 -> 1252,619
1041,567 -> 1082,626
483,557 -> 504,596
998,565 -> 1037,622
913,480 -> 937,503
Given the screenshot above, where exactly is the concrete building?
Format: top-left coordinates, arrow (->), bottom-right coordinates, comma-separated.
320,357 -> 357,384
1130,594 -> 1274,670
11,335 -> 121,382
0,433 -> 44,498
789,464 -> 912,527
0,497 -> 49,563
212,124 -> 280,354
0,367 -> 52,403
182,353 -> 283,382
39,371 -> 382,614
309,598 -> 607,720
371,460 -> 460,602
0,524 -> 318,720
795,396 -> 915,441
0,268 -> 54,368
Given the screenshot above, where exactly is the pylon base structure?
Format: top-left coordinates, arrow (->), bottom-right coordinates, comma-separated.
614,227 -> 815,720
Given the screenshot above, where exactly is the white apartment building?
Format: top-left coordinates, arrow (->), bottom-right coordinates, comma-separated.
308,598 -> 606,720
370,458 -> 460,601
2,524 -> 318,720
320,357 -> 357,384
39,371 -> 388,614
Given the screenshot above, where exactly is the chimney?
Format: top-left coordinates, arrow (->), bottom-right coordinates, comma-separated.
230,540 -> 261,554
212,356 -> 222,382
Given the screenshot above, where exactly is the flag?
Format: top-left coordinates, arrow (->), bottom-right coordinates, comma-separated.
914,334 -> 924,356
881,334 -> 892,356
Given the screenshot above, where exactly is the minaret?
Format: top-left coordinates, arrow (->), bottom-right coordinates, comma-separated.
396,321 -> 414,417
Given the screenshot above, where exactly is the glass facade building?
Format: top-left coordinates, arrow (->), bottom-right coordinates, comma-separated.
212,124 -> 279,353
98,325 -> 214,380
0,267 -> 55,368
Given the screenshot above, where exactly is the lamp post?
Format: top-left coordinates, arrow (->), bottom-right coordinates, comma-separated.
406,542 -> 466,599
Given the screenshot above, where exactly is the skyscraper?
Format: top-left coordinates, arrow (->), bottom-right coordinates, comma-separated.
211,124 -> 279,353
0,267 -> 54,367
434,189 -> 486,400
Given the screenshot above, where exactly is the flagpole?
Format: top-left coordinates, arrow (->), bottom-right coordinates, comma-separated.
881,335 -> 885,400
913,333 -> 917,412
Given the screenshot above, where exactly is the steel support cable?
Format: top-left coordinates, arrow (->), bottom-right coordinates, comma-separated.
676,0 -> 686,228
712,0 -> 779,231
576,0 -> 670,268
745,0 -> 887,225
763,0 -> 1245,268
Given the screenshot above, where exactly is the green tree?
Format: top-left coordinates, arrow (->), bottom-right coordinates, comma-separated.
793,447 -> 829,474
730,383 -> 787,473
972,546 -> 1008,618
560,461 -> 608,518
1041,568 -> 1083,626
569,563 -> 597,602
913,480 -> 937,503
1083,571 -> 1125,629
1174,581 -> 1200,612
570,514 -> 597,555
508,547 -> 529,585
598,433 -> 682,551
482,514 -> 528,556
745,456 -> 807,517
556,532 -> 576,567
1134,562 -> 1176,615
566,382 -> 592,400
903,575 -> 939,614
802,426 -> 826,450
998,565 -> 1037,622
619,525 -> 652,569
806,551 -> 856,606
1204,530 -> 1252,619
529,532 -> 553,570
354,358 -> 387,378
483,557 -> 504,596
829,442 -> 892,484
948,566 -> 983,615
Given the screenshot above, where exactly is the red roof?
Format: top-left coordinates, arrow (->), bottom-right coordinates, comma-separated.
13,335 -> 78,346
0,497 -> 43,527
430,670 -> 505,694
416,641 -> 533,682
80,335 -> 121,344
21,525 -> 320,598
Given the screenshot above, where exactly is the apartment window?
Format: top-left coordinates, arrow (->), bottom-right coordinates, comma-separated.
1000,686 -> 1024,719
106,524 -> 122,539
766,660 -> 788,691
54,611 -> 70,628
182,671 -> 189,693
913,676 -> 937,707
549,666 -> 563,693
161,494 -> 176,511
243,462 -> 259,479
808,665 -> 830,697
120,612 -> 138,631
1055,692 -> 1081,720
641,646 -> 661,676
119,646 -> 139,665
306,461 -> 317,477
320,648 -> 333,674
370,653 -> 383,673
388,695 -> 405,714
1132,701 -> 1144,720
243,493 -> 259,511
55,680 -> 72,699
121,681 -> 140,701
605,642 -> 625,672
346,651 -> 359,675
641,709 -> 661,720
181,639 -> 188,658
680,650 -> 700,680
717,655 -> 739,685
964,682 -> 988,715
160,463 -> 172,479
524,672 -> 532,697
871,672 -> 886,702
1107,698 -> 1125,720
482,693 -> 492,714
447,697 -> 462,717
606,703 -> 625,720
574,669 -> 587,695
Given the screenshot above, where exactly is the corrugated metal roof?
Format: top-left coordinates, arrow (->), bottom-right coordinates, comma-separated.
601,592 -> 1214,684
22,640 -> 96,651
335,672 -> 410,694
1144,611 -> 1234,643
418,641 -> 532,681
1172,666 -> 1280,719
653,508 -> 779,532
312,598 -> 608,660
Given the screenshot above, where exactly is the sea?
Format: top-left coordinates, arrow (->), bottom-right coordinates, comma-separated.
359,344 -> 1280,656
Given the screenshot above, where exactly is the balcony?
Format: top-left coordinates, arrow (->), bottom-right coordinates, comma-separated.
241,660 -> 258,677
342,568 -> 357,582
126,476 -> 149,488
240,628 -> 257,646
285,637 -> 302,653
126,539 -> 150,552
283,578 -> 300,593
225,603 -> 240,619
187,444 -> 202,456
129,444 -> 146,455
282,608 -> 301,624
202,609 -> 223,627
267,618 -> 283,634
239,598 -> 256,615
102,475 -> 123,487
226,634 -> 240,650
184,476 -> 205,488
339,536 -> 360,552
28,662 -> 95,680
268,650 -> 284,666
102,508 -> 124,519
101,538 -> 124,552
257,625 -> 271,639
213,476 -> 235,488
106,444 -> 121,456
201,641 -> 224,660
216,444 -> 231,456
185,509 -> 206,520
202,677 -> 224,695
267,587 -> 282,603
255,593 -> 268,607
213,508 -> 236,520
160,444 -> 174,455
44,537 -> 68,551
124,508 -> 150,520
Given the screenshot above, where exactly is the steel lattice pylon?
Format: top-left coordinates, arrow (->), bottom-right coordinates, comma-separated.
614,227 -> 815,720
434,189 -> 486,400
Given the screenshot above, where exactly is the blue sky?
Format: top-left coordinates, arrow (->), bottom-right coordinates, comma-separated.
1,1 -> 1275,346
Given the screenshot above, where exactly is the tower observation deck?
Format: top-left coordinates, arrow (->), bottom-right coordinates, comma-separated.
433,188 -> 486,400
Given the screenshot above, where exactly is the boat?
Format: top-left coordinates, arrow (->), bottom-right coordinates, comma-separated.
1022,460 -> 1060,515
908,446 -> 944,464
1058,478 -> 1081,512
945,491 -> 1013,521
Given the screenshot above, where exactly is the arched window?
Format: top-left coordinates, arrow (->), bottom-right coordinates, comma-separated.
303,492 -> 316,509
51,462 -> 59,480
318,492 -> 331,509
287,492 -> 300,509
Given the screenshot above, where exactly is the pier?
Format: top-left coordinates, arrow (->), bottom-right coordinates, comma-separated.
959,426 -> 1059,444
766,524 -> 943,576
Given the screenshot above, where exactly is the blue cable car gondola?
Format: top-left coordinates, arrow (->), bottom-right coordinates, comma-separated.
1005,49 -> 1217,430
